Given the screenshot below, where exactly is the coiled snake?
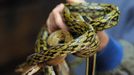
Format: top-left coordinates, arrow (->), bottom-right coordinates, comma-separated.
16,2 -> 120,75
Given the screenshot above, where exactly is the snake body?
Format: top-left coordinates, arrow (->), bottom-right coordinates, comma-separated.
23,2 -> 120,67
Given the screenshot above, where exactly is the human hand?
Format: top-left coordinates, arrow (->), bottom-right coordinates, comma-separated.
46,3 -> 67,33
46,0 -> 87,65
46,0 -> 109,65
46,0 -> 86,33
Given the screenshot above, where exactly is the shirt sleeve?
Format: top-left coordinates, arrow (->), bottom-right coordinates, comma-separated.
96,37 -> 123,71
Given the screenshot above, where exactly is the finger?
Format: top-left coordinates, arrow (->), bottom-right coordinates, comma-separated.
46,13 -> 54,33
67,0 -> 85,3
47,4 -> 65,33
53,3 -> 64,13
54,11 -> 67,31
53,4 -> 68,31
47,12 -> 58,33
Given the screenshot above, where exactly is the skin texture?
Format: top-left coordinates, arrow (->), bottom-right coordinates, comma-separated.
46,0 -> 109,65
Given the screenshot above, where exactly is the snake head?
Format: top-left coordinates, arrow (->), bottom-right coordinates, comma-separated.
63,2 -> 120,31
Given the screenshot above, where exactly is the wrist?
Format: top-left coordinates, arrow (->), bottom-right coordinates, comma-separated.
97,31 -> 109,51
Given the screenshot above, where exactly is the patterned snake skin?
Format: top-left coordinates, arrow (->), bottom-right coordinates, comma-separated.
17,2 -> 120,74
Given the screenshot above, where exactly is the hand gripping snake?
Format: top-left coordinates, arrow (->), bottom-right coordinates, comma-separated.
16,2 -> 120,75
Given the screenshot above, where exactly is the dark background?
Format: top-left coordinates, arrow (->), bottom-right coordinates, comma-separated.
0,0 -> 65,75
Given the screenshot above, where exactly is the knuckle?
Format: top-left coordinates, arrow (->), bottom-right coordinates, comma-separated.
52,8 -> 57,13
46,19 -> 50,26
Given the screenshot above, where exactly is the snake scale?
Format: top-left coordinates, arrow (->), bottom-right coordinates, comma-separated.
17,2 -> 120,75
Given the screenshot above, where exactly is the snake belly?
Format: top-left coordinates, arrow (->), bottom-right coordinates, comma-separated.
26,2 -> 120,66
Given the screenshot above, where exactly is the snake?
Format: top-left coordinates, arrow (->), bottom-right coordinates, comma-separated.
16,2 -> 120,74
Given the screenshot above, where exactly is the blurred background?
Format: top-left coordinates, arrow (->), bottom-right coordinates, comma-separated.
0,0 -> 133,75
0,0 -> 65,75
